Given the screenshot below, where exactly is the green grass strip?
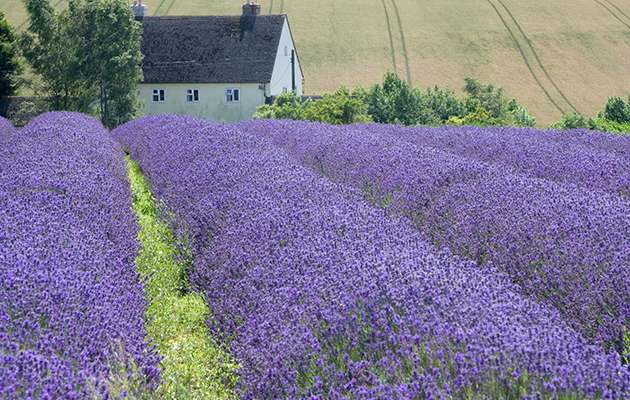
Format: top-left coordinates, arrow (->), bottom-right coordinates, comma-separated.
126,156 -> 238,399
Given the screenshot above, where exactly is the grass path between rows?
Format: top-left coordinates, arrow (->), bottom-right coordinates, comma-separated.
126,156 -> 238,399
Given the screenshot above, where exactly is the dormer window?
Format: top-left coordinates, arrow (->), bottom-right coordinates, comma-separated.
226,88 -> 240,102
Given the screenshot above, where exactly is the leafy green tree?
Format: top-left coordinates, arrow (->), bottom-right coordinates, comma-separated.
461,77 -> 535,127
367,71 -> 423,126
601,95 -> 630,124
302,85 -> 369,125
253,91 -> 305,120
418,85 -> 465,125
0,12 -> 24,98
504,98 -> 536,127
21,0 -> 143,128
462,77 -> 509,121
20,0 -> 82,110
254,87 -> 370,125
447,99 -> 498,127
548,112 -> 598,130
70,0 -> 143,128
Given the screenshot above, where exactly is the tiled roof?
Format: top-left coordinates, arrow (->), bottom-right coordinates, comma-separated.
139,15 -> 286,84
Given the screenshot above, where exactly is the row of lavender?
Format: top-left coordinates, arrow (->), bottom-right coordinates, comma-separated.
237,119 -> 630,355
113,114 -> 630,398
247,120 -> 630,352
385,124 -> 630,196
0,114 -> 160,398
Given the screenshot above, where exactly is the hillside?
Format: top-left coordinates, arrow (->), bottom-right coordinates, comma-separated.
4,0 -> 630,125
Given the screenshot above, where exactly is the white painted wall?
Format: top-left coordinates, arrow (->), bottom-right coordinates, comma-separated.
138,83 -> 267,123
269,18 -> 303,95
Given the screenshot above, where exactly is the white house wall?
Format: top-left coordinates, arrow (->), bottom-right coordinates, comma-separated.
269,19 -> 303,96
138,83 -> 267,123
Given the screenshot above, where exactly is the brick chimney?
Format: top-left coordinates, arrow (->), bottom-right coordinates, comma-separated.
131,0 -> 148,21
242,0 -> 261,16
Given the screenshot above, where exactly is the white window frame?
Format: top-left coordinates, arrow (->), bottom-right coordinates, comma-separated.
225,88 -> 240,103
186,88 -> 200,102
152,88 -> 165,103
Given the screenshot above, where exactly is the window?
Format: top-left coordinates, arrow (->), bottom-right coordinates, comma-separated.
226,88 -> 240,102
186,88 -> 199,102
284,46 -> 288,56
152,89 -> 165,102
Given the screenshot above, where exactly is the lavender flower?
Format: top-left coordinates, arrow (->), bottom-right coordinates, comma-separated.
0,112 -> 160,399
112,115 -> 630,399
236,119 -> 630,354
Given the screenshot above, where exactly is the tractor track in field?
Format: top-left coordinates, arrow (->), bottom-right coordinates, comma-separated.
153,0 -> 177,15
380,0 -> 412,85
380,0 -> 398,74
487,0 -> 579,115
594,0 -> 630,29
268,0 -> 284,15
388,0 -> 412,86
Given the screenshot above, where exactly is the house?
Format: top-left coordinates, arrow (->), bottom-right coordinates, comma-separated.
131,1 -> 303,123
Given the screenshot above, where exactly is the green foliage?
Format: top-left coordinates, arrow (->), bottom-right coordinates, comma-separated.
254,90 -> 304,120
447,99 -> 499,127
20,0 -> 83,111
549,112 -> 598,130
462,76 -> 508,120
254,87 -> 371,124
20,0 -> 143,128
549,97 -> 630,134
0,12 -> 24,97
256,72 -> 534,128
366,71 -> 423,126
601,95 -> 630,124
126,157 -> 238,399
592,117 -> 630,135
418,85 -> 466,125
361,72 -> 534,127
302,86 -> 369,125
505,98 -> 537,127
69,0 -> 144,129
461,77 -> 536,127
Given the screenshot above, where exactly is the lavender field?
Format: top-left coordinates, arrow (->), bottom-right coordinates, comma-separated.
3,113 -> 630,398
237,119 -> 630,354
113,115 -> 629,398
0,114 -> 160,398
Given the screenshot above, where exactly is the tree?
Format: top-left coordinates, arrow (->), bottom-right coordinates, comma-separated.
367,71 -> 423,126
549,112 -> 598,130
461,77 -> 535,127
20,0 -> 83,111
302,86 -> 369,125
601,95 -> 630,124
253,91 -> 305,120
70,0 -> 144,129
0,12 -> 24,98
462,77 -> 508,120
21,0 -> 143,128
253,87 -> 370,125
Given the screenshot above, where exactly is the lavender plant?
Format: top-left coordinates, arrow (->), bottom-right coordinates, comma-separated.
0,115 -> 16,142
382,124 -> 630,196
236,119 -> 630,356
112,114 -> 630,398
0,112 -> 160,398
